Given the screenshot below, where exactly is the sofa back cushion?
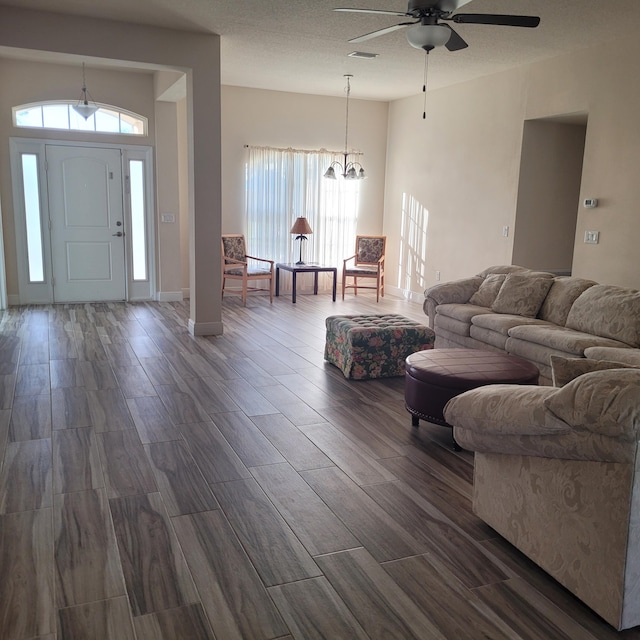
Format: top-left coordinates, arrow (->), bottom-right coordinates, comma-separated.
538,277 -> 597,326
491,274 -> 553,318
544,369 -> 640,440
468,274 -> 506,307
566,284 -> 640,347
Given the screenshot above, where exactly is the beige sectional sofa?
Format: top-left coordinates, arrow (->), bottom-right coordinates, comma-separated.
444,367 -> 640,630
424,265 -> 640,384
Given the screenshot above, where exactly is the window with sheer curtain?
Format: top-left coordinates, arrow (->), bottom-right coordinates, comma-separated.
245,146 -> 360,274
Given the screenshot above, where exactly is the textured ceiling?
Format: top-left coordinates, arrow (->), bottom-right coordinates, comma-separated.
2,0 -> 640,101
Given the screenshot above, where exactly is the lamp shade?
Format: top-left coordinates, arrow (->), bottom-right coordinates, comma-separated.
290,217 -> 313,235
406,24 -> 451,50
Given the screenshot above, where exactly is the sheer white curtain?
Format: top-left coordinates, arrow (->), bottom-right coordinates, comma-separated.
245,146 -> 360,277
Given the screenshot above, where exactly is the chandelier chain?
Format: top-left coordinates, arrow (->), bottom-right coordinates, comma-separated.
344,74 -> 352,154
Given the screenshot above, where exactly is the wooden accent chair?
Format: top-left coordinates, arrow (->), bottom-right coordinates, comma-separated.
342,235 -> 386,302
221,234 -> 274,306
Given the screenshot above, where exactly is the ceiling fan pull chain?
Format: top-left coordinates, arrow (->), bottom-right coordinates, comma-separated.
423,50 -> 429,119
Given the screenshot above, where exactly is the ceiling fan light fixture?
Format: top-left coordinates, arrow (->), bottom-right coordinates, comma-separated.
405,23 -> 451,50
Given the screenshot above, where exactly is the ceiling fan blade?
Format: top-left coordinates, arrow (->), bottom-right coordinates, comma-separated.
451,13 -> 540,28
348,21 -> 416,43
334,8 -> 409,17
443,25 -> 468,51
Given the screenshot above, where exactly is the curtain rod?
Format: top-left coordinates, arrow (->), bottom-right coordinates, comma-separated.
244,144 -> 363,156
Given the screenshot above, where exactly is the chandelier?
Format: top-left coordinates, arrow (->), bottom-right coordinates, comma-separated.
324,75 -> 366,180
72,63 -> 99,120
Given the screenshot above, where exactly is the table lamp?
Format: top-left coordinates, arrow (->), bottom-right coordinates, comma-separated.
290,217 -> 313,265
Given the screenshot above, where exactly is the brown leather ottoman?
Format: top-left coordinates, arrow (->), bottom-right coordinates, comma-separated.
404,348 -> 539,448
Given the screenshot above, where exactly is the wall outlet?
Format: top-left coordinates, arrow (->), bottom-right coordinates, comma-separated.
584,230 -> 600,244
436,270 -> 441,281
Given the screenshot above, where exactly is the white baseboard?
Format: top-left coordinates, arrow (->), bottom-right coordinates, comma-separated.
385,285 -> 425,305
188,319 -> 224,336
156,291 -> 184,302
182,287 -> 190,299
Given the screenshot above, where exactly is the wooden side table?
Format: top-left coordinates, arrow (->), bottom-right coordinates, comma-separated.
275,263 -> 337,303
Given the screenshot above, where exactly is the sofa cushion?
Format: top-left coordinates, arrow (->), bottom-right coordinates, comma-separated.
469,325 -> 509,350
566,284 -> 640,348
544,369 -> 640,440
435,313 -> 474,337
538,277 -> 597,326
508,324 -> 631,356
491,274 -> 553,317
505,337 -> 572,370
472,313 -> 551,337
436,303 -> 494,324
550,355 -> 638,388
584,347 -> 640,367
468,274 -> 506,307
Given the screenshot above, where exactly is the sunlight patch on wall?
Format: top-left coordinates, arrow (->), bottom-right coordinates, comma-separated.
398,192 -> 429,293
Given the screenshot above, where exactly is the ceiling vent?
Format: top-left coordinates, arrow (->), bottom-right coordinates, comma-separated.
348,51 -> 379,59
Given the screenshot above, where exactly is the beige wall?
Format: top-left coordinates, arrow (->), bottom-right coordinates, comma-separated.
177,98 -> 190,296
384,70 -> 526,299
221,85 -> 388,236
385,35 -> 640,298
154,100 -> 183,299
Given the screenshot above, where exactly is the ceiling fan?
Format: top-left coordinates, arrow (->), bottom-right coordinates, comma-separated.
334,0 -> 540,52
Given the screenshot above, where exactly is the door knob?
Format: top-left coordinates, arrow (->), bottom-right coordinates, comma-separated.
112,231 -> 123,237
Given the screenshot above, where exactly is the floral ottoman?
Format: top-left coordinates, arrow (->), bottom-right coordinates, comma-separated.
324,314 -> 435,380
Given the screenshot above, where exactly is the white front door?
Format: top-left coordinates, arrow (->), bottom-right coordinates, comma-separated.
46,145 -> 126,302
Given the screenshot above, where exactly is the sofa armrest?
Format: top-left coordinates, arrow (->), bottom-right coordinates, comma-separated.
423,276 -> 483,327
444,377 -> 640,464
444,385 -> 566,437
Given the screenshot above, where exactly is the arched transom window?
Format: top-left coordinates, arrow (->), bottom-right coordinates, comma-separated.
13,101 -> 147,136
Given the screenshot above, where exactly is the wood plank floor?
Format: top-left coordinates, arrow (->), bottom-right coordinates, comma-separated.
1,292 -> 639,639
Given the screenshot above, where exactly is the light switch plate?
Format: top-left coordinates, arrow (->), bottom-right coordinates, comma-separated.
161,213 -> 176,223
584,230 -> 600,244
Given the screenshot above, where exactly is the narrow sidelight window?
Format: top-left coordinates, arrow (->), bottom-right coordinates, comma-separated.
21,154 -> 45,283
129,160 -> 147,281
